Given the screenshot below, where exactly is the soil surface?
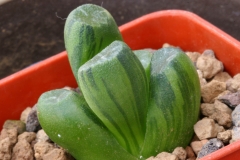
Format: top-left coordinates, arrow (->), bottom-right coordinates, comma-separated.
0,0 -> 240,79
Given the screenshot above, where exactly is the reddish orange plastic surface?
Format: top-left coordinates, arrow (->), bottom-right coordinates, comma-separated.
0,10 -> 240,160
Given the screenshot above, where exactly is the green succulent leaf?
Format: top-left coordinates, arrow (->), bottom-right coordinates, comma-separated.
78,40 -> 149,157
141,47 -> 201,158
64,4 -> 123,83
37,89 -> 138,160
133,49 -> 155,83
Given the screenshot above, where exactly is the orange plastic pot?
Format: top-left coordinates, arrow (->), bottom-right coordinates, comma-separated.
0,10 -> 240,160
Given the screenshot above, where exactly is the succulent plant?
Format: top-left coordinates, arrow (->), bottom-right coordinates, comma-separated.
37,4 -> 200,160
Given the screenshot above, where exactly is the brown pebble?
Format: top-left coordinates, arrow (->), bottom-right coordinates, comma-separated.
0,138 -> 12,160
226,73 -> 240,92
42,148 -> 68,160
12,139 -> 34,160
194,118 -> 218,140
34,141 -> 55,160
172,147 -> 187,160
190,139 -> 208,155
213,72 -> 232,82
201,80 -> 226,103
156,152 -> 178,160
196,50 -> 223,79
185,146 -> 196,158
0,128 -> 18,145
200,103 -> 215,117
217,130 -> 232,143
18,132 -> 36,143
209,100 -> 232,128
197,70 -> 207,87
20,107 -> 32,123
36,129 -> 50,142
185,51 -> 201,63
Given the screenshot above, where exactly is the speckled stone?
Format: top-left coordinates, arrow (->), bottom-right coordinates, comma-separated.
197,138 -> 224,159
26,105 -> 41,132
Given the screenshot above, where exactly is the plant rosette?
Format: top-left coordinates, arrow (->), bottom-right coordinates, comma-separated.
37,4 -> 200,160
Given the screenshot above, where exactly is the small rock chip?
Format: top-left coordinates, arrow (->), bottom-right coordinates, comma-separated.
0,138 -> 12,160
190,139 -> 208,155
231,104 -> 240,127
185,146 -> 195,159
233,74 -> 240,81
201,80 -> 226,103
217,90 -> 232,99
217,130 -> 232,143
34,141 -> 55,160
63,86 -> 75,91
214,123 -> 225,133
20,107 -> 32,123
162,43 -> 174,48
200,79 -> 208,88
3,120 -> 26,134
197,138 -> 224,159
194,118 -> 218,140
42,148 -> 68,160
172,147 -> 187,160
214,100 -> 232,114
197,70 -> 204,79
156,152 -> 178,160
200,103 -> 215,117
185,51 -> 201,64
12,139 -> 34,160
209,100 -> 232,128
26,104 -> 41,132
0,128 -> 18,145
36,129 -> 50,142
18,132 -> 36,143
200,101 -> 232,129
196,50 -> 223,79
219,91 -> 240,109
197,70 -> 207,87
226,73 -> 240,92
213,72 -> 232,82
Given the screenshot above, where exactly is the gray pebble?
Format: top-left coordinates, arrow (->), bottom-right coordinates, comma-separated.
202,49 -> 215,58
26,104 -> 41,132
197,138 -> 224,159
232,126 -> 240,142
232,104 -> 240,127
219,91 -> 240,109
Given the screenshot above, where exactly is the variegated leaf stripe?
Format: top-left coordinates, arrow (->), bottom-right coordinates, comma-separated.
78,41 -> 148,157
64,4 -> 122,83
37,89 -> 138,160
141,48 -> 200,157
